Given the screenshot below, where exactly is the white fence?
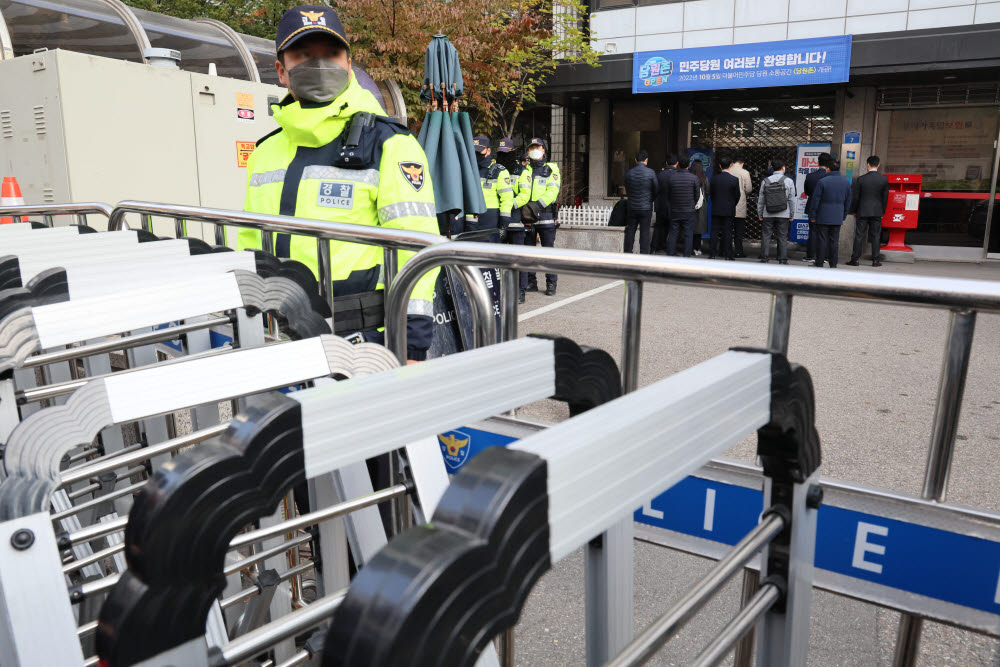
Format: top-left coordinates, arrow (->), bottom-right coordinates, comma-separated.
557,205 -> 613,226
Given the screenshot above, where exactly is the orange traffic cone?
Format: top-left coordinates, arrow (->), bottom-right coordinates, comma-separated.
1,176 -> 28,224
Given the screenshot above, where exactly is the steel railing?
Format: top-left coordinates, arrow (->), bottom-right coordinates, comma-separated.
105,201 -> 496,350
384,241 -> 1000,666
0,202 -> 114,228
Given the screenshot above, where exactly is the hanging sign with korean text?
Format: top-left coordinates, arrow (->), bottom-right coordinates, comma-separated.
633,35 -> 852,94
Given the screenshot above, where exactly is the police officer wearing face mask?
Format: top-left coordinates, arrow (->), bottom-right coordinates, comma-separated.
470,136 -> 513,243
234,6 -> 439,364
517,138 -> 561,297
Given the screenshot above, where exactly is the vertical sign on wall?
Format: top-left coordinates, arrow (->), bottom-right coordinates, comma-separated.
842,131 -> 861,183
792,142 -> 832,243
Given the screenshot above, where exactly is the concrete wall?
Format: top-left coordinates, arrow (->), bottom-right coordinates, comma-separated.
588,99 -> 610,201
555,225 -> 624,253
590,0 -> 1000,54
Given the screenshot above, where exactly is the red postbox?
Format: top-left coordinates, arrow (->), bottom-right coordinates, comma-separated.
881,174 -> 922,252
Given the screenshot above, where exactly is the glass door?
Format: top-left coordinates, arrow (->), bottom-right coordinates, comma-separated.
881,106 -> 999,250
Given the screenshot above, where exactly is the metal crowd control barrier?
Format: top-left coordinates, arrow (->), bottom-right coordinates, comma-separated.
92,335 -> 612,667
0,202 -> 114,228
106,200 -> 496,349
385,242 -> 1000,666
326,347 -> 821,667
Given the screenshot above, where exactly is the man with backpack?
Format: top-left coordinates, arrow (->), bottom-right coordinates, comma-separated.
756,158 -> 797,264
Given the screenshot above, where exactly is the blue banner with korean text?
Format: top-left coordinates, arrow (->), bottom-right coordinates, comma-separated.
632,35 -> 852,94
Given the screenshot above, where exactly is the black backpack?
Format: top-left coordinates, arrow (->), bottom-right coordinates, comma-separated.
762,175 -> 789,214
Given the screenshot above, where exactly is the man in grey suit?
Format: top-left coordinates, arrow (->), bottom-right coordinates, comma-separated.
847,155 -> 890,267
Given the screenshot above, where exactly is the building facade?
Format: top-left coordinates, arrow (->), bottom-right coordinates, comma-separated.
540,6 -> 1000,259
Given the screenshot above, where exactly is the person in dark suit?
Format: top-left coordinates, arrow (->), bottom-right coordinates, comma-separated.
801,153 -> 832,263
807,161 -> 852,269
652,154 -> 678,254
708,155 -> 741,260
664,153 -> 701,257
847,155 -> 890,267
623,149 -> 659,254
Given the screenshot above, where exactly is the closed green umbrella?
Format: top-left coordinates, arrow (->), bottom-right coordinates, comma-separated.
418,34 -> 484,226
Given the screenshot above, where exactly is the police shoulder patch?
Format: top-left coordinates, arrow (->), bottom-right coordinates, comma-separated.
399,162 -> 425,191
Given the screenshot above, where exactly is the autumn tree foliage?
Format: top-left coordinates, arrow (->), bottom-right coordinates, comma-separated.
125,0 -> 599,135
331,0 -> 598,134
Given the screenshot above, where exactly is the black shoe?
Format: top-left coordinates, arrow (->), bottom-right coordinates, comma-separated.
735,252 -> 746,258
545,283 -> 557,296
872,260 -> 883,267
526,282 -> 539,293
708,255 -> 717,260
802,257 -> 814,263
518,289 -> 526,304
878,253 -> 886,261
778,259 -> 788,265
759,258 -> 769,263
846,260 -> 860,266
725,257 -> 736,261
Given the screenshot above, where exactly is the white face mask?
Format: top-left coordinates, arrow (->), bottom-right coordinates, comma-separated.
528,148 -> 544,161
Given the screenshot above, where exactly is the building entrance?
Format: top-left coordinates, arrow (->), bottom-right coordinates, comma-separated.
690,97 -> 835,240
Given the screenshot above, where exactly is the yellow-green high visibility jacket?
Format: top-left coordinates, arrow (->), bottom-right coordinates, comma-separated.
507,163 -> 530,228
517,161 -> 561,226
481,160 -> 514,222
237,74 -> 439,360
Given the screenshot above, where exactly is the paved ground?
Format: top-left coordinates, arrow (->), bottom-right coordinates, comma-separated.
508,256 -> 1000,666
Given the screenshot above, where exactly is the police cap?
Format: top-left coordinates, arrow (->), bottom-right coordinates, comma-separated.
473,136 -> 490,152
277,6 -> 350,54
498,138 -> 516,152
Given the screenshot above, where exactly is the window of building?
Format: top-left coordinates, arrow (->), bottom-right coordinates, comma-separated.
882,106 -> 999,248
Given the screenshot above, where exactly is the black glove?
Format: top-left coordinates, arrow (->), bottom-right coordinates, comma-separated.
499,216 -> 510,229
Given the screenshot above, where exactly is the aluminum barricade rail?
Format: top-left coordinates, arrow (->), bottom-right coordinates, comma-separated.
106,200 -> 496,349
0,202 -> 114,228
385,242 -> 1000,667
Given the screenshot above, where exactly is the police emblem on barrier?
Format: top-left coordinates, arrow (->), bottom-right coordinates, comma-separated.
399,162 -> 425,191
438,430 -> 471,471
300,10 -> 326,26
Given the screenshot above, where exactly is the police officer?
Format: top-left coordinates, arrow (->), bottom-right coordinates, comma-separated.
235,5 -> 439,363
497,138 -> 531,302
471,136 -> 513,243
518,137 -> 561,297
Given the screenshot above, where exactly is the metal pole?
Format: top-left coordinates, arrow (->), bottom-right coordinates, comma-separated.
979,123 -> 1000,258
609,513 -> 785,666
21,315 -> 232,369
229,483 -> 409,550
383,247 -> 399,292
732,571 -> 760,667
621,280 -> 643,393
501,269 -> 519,342
224,534 -> 312,577
893,308 -> 977,666
217,590 -> 347,665
50,480 -> 144,521
767,293 -> 793,354
215,223 -> 227,246
734,291 -> 794,666
220,562 -> 314,610
174,217 -> 186,238
497,628 -> 515,667
43,214 -> 54,227
60,424 -> 228,486
141,213 -> 153,233
76,213 -> 88,227
690,583 -> 782,667
317,238 -> 335,326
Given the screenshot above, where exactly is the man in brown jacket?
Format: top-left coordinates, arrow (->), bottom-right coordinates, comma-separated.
729,155 -> 753,258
